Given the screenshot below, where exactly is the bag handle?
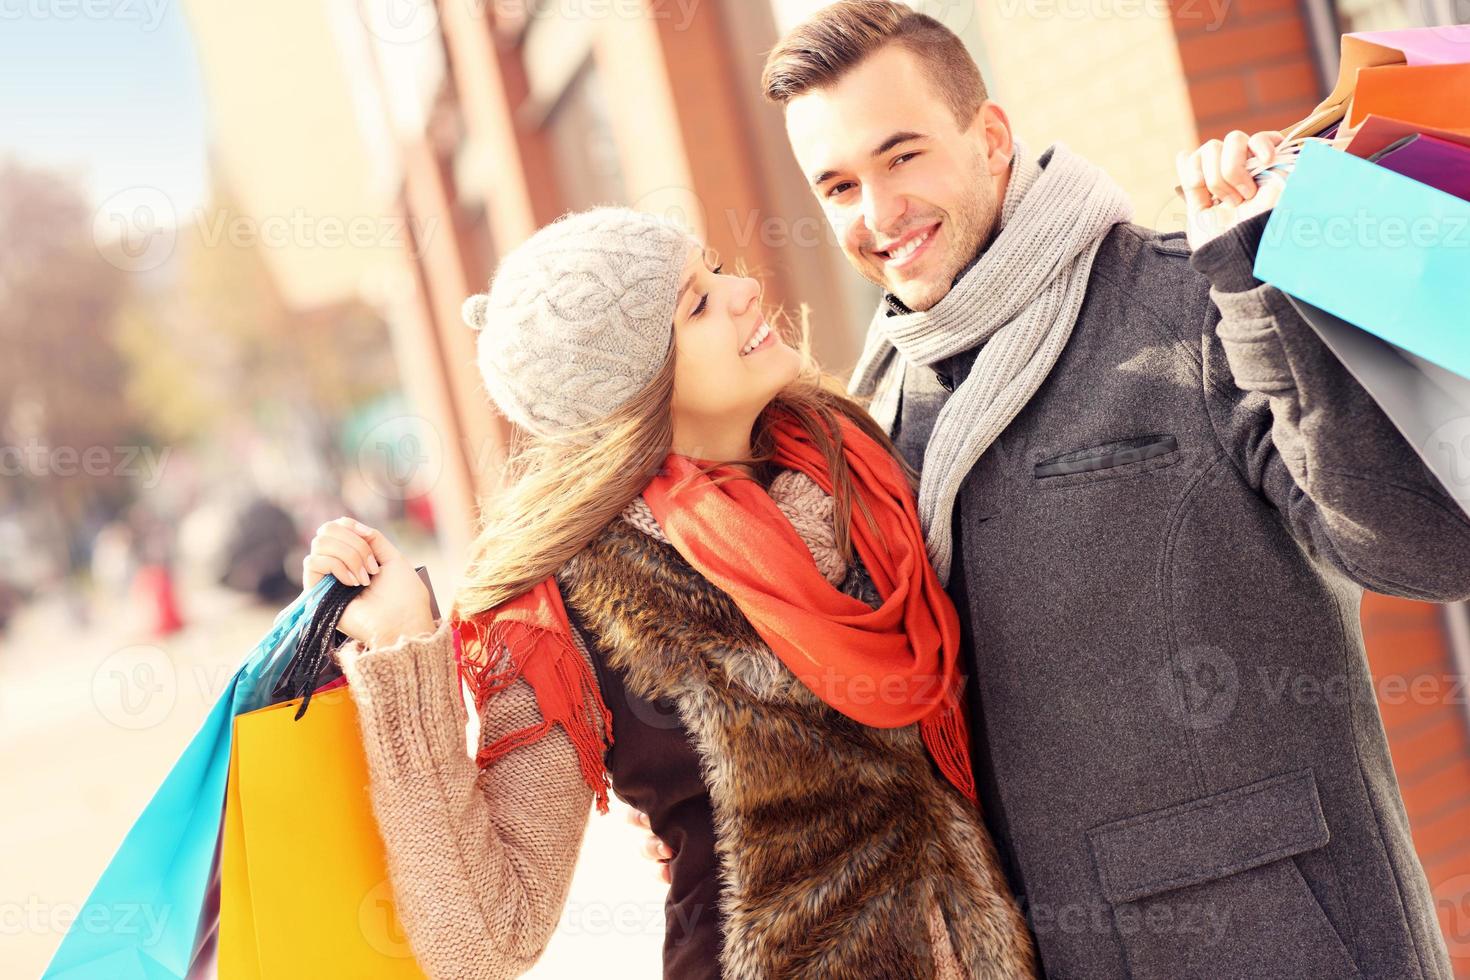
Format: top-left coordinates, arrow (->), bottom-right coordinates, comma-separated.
272,566 -> 439,720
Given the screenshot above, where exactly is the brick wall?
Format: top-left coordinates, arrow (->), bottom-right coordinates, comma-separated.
1169,0 -> 1325,139
1362,593 -> 1470,973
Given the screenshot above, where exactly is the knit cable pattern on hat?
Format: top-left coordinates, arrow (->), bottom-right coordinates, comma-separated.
465,207 -> 694,438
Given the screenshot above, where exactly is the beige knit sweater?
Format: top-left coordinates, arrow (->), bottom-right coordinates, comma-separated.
336,611 -> 595,979
335,473 -> 975,979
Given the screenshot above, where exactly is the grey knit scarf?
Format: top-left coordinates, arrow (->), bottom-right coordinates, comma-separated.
848,141 -> 1134,583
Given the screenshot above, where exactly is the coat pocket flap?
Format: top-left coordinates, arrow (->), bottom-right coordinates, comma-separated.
1087,768 -> 1330,905
1033,434 -> 1178,478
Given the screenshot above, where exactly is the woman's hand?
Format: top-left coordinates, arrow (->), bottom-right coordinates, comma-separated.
303,517 -> 434,648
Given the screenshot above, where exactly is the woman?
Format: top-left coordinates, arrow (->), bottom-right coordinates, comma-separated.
311,208 -> 1036,979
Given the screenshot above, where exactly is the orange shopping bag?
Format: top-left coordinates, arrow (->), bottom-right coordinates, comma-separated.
218,685 -> 426,979
1345,62 -> 1470,134
1281,33 -> 1418,139
1281,27 -> 1470,140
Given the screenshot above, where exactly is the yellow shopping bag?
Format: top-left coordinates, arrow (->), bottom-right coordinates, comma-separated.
218,684 -> 426,978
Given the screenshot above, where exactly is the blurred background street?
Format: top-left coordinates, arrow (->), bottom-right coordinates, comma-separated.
2,0 -> 1468,976
0,542 -> 668,976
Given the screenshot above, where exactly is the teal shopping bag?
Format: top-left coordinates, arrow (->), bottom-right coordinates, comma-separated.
42,576 -> 338,980
1254,141 -> 1470,380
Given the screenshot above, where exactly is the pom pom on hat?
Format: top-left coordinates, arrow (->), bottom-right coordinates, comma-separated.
462,293 -> 490,331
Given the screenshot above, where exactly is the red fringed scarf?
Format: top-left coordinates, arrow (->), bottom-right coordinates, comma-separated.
452,410 -> 977,813
452,582 -> 616,812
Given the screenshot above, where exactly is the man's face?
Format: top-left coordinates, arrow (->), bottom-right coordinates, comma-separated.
784,45 -> 1011,312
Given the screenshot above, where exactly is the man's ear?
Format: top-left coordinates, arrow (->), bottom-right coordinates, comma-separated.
976,101 -> 1014,177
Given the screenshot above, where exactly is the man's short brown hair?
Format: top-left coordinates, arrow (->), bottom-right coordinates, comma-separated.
761,1 -> 987,128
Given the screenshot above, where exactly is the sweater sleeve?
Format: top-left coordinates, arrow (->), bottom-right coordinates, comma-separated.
1189,211 -> 1470,602
335,619 -> 595,980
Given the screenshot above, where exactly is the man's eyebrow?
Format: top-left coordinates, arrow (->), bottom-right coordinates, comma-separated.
873,130 -> 927,157
809,131 -> 929,188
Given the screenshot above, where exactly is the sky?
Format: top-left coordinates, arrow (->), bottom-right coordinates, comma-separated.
0,0 -> 210,214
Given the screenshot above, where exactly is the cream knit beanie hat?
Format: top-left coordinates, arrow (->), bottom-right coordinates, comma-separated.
461,207 -> 696,438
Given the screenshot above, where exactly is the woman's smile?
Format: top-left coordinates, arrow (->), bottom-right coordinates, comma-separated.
739,319 -> 775,356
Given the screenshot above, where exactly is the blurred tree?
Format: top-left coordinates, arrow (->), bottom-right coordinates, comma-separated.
113,174 -> 397,500
0,160 -> 144,573
2,162 -> 399,578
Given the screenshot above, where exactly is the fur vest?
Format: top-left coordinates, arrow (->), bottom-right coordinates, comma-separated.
556,471 -> 1037,979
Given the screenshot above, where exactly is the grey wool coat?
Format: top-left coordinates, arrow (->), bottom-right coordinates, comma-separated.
883,209 -> 1470,980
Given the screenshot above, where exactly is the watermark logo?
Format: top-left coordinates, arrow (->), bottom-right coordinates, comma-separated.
357,879 -> 417,958
0,898 -> 171,942
1434,872 -> 1470,958
631,184 -> 846,257
989,0 -> 1231,27
93,190 -> 439,273
359,0 -> 440,45
629,185 -> 707,242
359,0 -> 706,45
0,0 -> 169,31
1160,644 -> 1239,730
93,186 -> 177,273
910,0 -> 978,35
558,896 -> 699,936
355,415 -> 443,501
0,441 -> 172,489
1151,186 -> 1192,237
1022,894 -> 1230,943
1261,208 -> 1470,252
1423,415 -> 1470,511
92,644 -> 177,730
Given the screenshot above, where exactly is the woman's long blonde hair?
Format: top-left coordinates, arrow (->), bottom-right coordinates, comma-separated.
451,303 -> 915,620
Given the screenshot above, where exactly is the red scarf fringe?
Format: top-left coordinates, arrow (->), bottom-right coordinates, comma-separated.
452,609 -> 614,814
922,698 -> 978,806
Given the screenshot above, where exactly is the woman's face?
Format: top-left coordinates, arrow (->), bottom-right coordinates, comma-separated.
668,243 -> 802,455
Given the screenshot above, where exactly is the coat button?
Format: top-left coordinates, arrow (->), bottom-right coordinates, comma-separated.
936,371 -> 955,393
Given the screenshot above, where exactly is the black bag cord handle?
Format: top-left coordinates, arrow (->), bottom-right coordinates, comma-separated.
272,578 -> 364,721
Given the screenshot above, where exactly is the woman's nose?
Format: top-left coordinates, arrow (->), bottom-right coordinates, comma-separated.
730,274 -> 761,313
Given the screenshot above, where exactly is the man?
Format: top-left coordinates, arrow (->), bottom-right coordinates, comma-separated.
638,2 -> 1470,976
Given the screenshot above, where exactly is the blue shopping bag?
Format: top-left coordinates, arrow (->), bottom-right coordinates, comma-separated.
43,576 -> 339,980
1254,141 -> 1470,380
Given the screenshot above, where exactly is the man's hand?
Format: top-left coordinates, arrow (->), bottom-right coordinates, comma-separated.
628,808 -> 673,885
1177,130 -> 1286,251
